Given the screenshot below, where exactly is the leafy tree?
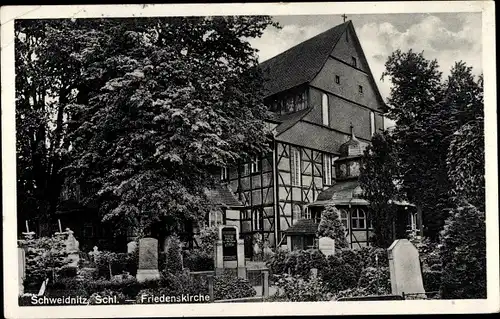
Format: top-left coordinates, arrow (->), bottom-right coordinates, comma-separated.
58,16 -> 278,240
381,51 -> 483,240
359,131 -> 400,247
439,205 -> 486,299
317,204 -> 348,249
15,19 -> 92,232
165,235 -> 183,273
446,70 -> 484,211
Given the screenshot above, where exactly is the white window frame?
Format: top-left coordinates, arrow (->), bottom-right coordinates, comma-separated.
302,207 -> 311,220
251,156 -> 259,174
340,208 -> 350,235
322,93 -> 329,126
291,148 -> 301,186
352,208 -> 366,229
323,154 -> 332,185
370,111 -> 375,136
221,166 -> 228,181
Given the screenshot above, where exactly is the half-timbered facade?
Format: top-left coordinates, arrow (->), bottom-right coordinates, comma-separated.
209,20 -> 408,254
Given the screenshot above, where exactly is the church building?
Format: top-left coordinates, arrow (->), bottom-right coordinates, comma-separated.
208,20 -> 419,255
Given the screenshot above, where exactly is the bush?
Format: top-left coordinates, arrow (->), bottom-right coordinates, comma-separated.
322,255 -> 358,293
423,270 -> 442,293
439,205 -> 486,299
213,273 -> 256,301
267,249 -> 327,279
274,273 -> 330,302
266,247 -> 288,277
165,235 -> 183,273
357,267 -> 391,295
183,249 -> 214,271
317,204 -> 348,249
18,233 -> 71,288
161,270 -> 208,296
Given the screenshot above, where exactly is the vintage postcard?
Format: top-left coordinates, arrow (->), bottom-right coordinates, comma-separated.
2,2 -> 498,318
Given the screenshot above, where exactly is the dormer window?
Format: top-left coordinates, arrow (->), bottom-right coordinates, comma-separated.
351,57 -> 357,67
335,75 -> 340,84
322,93 -> 329,126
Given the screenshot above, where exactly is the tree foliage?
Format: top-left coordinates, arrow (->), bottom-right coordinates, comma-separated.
359,131 -> 399,247
317,205 -> 348,249
439,205 -> 486,299
16,17 -> 279,238
380,50 -> 484,240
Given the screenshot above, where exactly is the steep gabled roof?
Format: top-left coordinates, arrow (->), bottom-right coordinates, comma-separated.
259,22 -> 349,98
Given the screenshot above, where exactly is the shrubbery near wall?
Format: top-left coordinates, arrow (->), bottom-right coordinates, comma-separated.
267,246 -> 391,300
213,273 -> 256,301
18,234 -> 73,290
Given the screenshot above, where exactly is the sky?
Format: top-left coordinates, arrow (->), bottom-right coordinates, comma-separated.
249,13 -> 483,103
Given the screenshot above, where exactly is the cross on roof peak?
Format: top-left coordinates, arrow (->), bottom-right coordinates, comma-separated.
342,14 -> 348,23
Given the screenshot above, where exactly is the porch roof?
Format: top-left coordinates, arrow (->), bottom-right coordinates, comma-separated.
205,185 -> 243,208
284,219 -> 319,235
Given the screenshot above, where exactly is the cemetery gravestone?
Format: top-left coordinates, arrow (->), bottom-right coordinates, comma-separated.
65,228 -> 80,268
318,237 -> 335,256
387,239 -> 425,296
136,237 -> 160,282
215,225 -> 246,278
18,248 -> 26,295
222,227 -> 237,261
127,241 -> 137,254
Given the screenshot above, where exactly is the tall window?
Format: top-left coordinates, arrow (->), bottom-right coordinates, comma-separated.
221,166 -> 228,181
293,204 -> 302,222
209,211 -> 223,227
302,207 -> 311,220
251,156 -> 259,173
253,210 -> 263,230
291,148 -> 301,186
352,208 -> 366,229
370,111 -> 375,136
322,93 -> 329,126
351,57 -> 357,67
358,85 -> 363,94
242,163 -> 250,176
323,154 -> 332,185
335,75 -> 340,84
340,209 -> 349,233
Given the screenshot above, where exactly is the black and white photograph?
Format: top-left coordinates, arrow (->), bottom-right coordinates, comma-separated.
2,2 -> 498,318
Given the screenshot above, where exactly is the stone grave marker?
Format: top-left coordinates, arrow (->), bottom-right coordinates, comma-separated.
136,237 -> 160,282
18,248 -> 26,295
215,225 -> 246,278
127,241 -> 137,254
387,239 -> 425,296
318,237 -> 335,256
65,228 -> 80,268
